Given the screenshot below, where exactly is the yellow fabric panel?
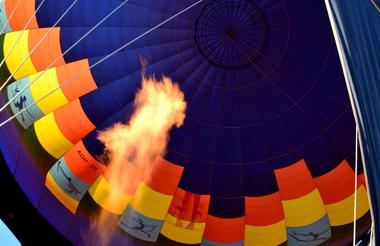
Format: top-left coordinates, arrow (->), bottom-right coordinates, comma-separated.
245,220 -> 287,246
3,31 -> 37,79
45,172 -> 78,213
29,68 -> 69,115
34,112 -> 73,158
130,183 -> 172,220
325,185 -> 369,226
282,189 -> 326,227
89,176 -> 131,215
161,214 -> 205,244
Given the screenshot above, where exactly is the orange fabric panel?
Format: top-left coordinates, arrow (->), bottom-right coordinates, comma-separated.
64,141 -> 106,184
245,192 -> 284,226
145,156 -> 184,195
359,173 -> 367,189
274,160 -> 315,200
54,99 -> 95,144
203,215 -> 245,243
314,160 -> 356,204
168,188 -> 210,222
28,28 -> 66,71
6,0 -> 38,30
57,60 -> 97,101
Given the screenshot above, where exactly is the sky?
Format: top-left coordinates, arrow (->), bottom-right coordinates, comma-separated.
0,219 -> 20,246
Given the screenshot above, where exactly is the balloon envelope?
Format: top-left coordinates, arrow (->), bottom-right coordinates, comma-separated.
0,0 -> 372,245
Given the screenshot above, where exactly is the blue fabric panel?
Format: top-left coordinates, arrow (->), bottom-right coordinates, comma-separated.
36,0 -> 189,27
178,158 -> 214,195
0,0 -> 12,34
7,78 -> 44,129
59,27 -> 192,63
88,38 -> 194,87
49,157 -> 90,201
80,72 -> 139,125
287,215 -> 331,246
119,205 -> 163,242
243,163 -> 278,196
211,165 -> 245,198
208,196 -> 245,218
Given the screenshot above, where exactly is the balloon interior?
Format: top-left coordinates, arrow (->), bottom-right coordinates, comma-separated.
0,0 -> 372,245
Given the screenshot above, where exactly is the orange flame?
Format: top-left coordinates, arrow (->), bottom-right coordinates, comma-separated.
87,74 -> 186,245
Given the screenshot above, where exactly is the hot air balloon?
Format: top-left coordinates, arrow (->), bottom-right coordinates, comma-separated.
0,0 -> 373,245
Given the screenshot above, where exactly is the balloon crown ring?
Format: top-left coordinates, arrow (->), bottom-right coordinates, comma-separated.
195,0 -> 268,69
